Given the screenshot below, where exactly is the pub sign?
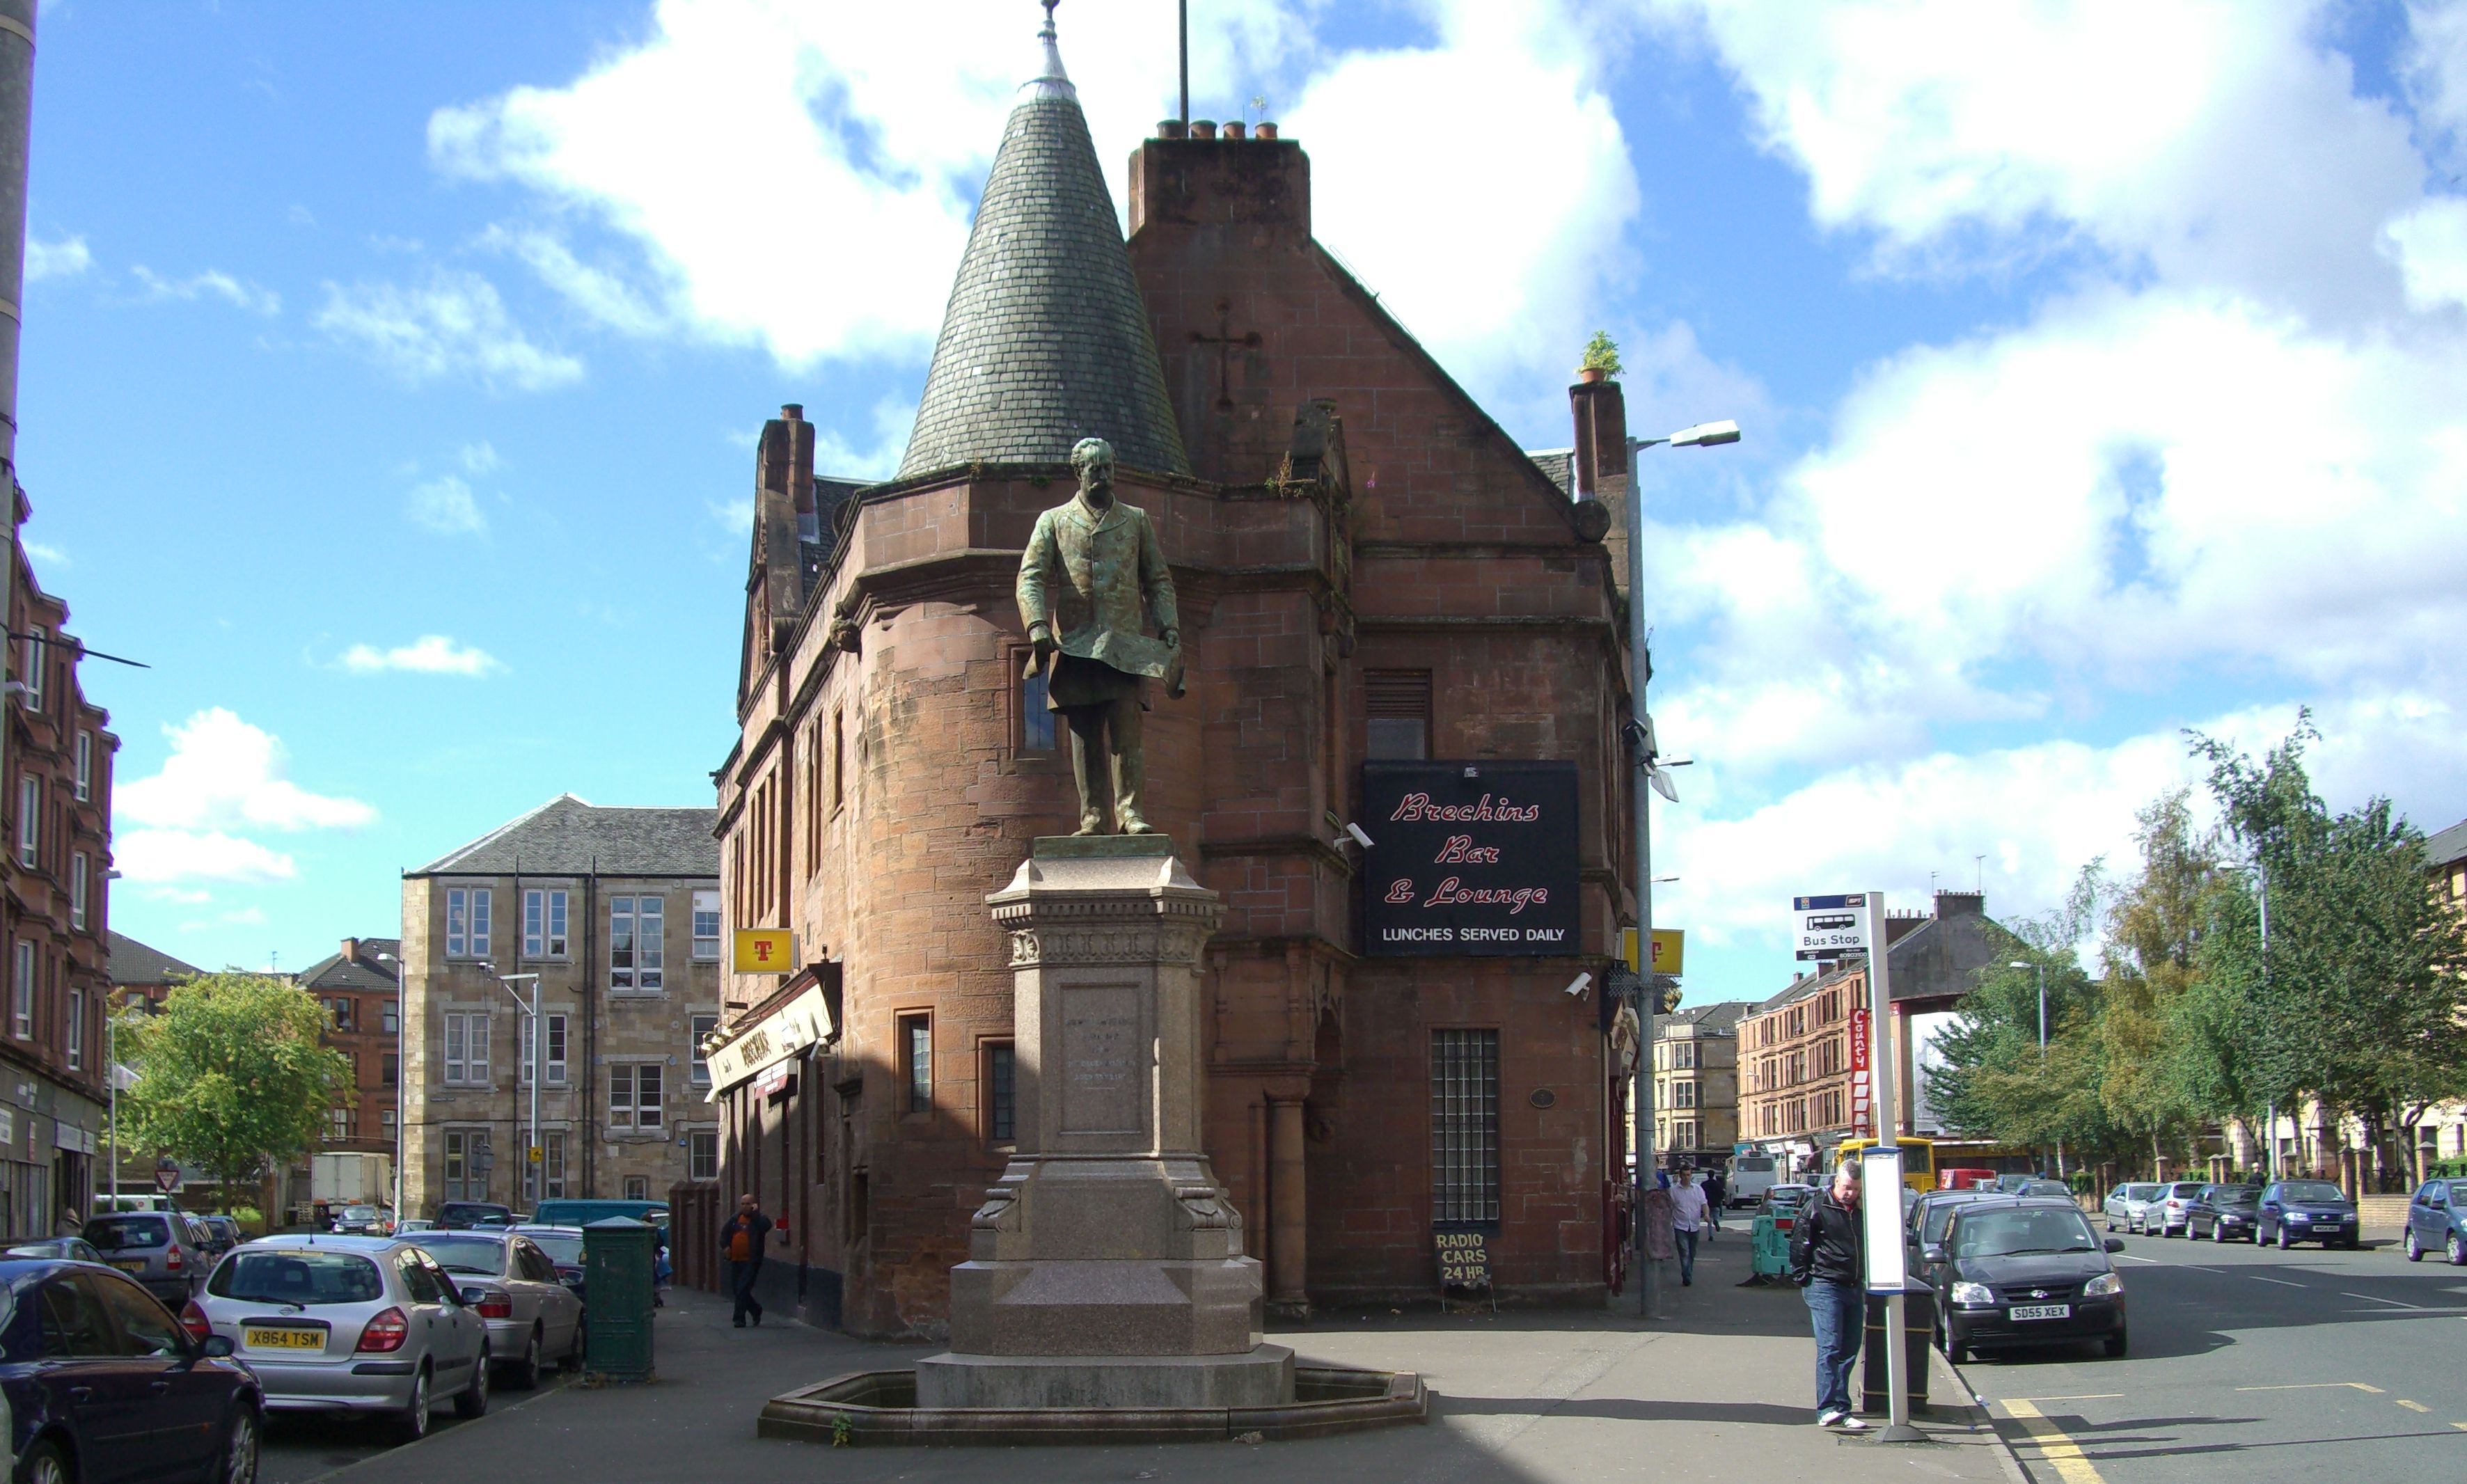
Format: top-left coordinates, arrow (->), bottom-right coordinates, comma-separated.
1362,761 -> 1582,956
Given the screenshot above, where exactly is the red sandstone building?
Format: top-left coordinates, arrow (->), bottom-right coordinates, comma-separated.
704,29 -> 1643,1334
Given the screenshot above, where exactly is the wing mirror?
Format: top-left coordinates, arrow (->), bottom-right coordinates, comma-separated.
1921,1244 -> 1946,1264
199,1334 -> 235,1358
2104,1237 -> 2124,1253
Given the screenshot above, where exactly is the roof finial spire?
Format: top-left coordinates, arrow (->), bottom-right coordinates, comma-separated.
1026,0 -> 1077,102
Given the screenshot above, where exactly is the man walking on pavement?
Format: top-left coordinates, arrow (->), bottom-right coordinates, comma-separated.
1703,1168 -> 1726,1242
1788,1161 -> 1871,1432
1669,1167 -> 1709,1286
721,1193 -> 775,1329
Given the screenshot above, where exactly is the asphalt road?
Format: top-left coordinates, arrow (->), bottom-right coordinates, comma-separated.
1957,1224 -> 2467,1484
259,1370 -> 574,1484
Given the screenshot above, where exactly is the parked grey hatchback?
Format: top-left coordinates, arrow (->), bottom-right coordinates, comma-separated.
187,1235 -> 491,1442
81,1211 -> 212,1307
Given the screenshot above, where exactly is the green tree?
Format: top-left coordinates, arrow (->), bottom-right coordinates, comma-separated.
2099,791 -> 2229,1159
120,974 -> 353,1212
1929,867 -> 2115,1167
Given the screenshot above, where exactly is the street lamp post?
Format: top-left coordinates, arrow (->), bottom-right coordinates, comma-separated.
1624,419 -> 1739,1318
485,968 -> 544,1208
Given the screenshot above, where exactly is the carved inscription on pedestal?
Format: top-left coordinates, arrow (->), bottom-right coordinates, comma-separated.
1059,985 -> 1144,1135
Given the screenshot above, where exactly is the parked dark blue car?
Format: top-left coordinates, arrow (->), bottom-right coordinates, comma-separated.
2404,1178 -> 2467,1264
0,1256 -> 262,1483
2257,1179 -> 2360,1249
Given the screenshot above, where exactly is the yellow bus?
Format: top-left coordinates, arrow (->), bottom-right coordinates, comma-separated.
1833,1137 -> 1935,1195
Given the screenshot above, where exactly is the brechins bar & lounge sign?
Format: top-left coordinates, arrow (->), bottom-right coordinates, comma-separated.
1361,761 -> 1582,956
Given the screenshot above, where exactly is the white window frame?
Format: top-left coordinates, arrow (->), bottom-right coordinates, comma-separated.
608,1061 -> 664,1130
381,1002 -> 399,1034
15,776 -> 36,868
446,887 -> 491,959
66,988 -> 83,1071
688,1128 -> 720,1182
609,895 -> 664,993
73,731 -> 91,803
691,890 -> 720,961
19,627 -> 42,713
11,941 -> 31,1040
689,1013 -> 719,1087
519,1012 -> 569,1087
443,1011 -> 491,1086
68,852 -> 86,931
523,888 -> 569,958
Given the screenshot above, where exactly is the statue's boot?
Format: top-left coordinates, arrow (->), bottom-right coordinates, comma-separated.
1068,709 -> 1111,834
1113,709 -> 1156,835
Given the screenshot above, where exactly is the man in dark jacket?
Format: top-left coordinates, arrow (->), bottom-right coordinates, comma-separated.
720,1193 -> 775,1329
1788,1162 -> 1870,1430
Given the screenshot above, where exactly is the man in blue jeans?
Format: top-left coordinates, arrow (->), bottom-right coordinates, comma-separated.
1788,1162 -> 1871,1431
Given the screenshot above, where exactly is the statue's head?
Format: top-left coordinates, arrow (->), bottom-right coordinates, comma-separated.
1071,436 -> 1116,497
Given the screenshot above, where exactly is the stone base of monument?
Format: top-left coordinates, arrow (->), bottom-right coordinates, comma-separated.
915,1343 -> 1294,1409
757,1362 -> 1428,1446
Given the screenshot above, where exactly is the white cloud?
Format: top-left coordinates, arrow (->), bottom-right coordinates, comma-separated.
458,441 -> 501,475
475,224 -> 670,338
2383,196 -> 2467,312
26,234 -> 91,282
131,265 -> 281,315
145,887 -> 214,906
114,830 -> 298,885
22,542 -> 67,570
338,635 -> 504,677
115,708 -> 377,836
221,907 -> 269,926
407,475 -> 487,535
313,270 -> 583,392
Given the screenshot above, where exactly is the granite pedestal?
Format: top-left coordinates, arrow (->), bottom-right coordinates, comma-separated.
915,837 -> 1291,1411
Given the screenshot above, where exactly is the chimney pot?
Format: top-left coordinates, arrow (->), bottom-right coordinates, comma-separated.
782,404 -> 803,420
1224,121 -> 1247,139
1255,121 -> 1278,139
1192,120 -> 1217,139
1158,119 -> 1188,139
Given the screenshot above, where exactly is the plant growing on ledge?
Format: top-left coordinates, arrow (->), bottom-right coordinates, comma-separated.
1578,330 -> 1623,382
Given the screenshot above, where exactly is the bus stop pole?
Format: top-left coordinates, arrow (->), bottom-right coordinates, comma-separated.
1863,891 -> 1924,1443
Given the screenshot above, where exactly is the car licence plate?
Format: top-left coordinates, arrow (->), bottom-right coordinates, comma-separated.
110,1260 -> 145,1274
2008,1303 -> 2070,1322
244,1327 -> 325,1352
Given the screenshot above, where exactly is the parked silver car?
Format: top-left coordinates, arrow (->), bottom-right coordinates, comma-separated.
415,1230 -> 584,1387
82,1210 -> 213,1307
187,1235 -> 490,1441
2102,1182 -> 2161,1233
2143,1180 -> 2207,1236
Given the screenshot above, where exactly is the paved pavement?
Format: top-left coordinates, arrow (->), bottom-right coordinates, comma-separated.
1959,1224 -> 2467,1483
284,1233 -> 2019,1483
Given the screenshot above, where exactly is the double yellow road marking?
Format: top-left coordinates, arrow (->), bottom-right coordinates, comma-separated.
1998,1398 -> 2109,1484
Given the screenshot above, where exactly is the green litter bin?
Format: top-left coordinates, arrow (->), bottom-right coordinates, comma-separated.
583,1216 -> 658,1380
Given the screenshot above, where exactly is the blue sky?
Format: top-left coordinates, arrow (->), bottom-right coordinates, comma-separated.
24,1 -> 2467,1003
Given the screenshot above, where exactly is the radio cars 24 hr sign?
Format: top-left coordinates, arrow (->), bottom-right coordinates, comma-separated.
1362,761 -> 1582,956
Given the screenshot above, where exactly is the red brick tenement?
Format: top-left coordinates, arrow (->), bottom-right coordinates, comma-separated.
707,33 -> 1639,1339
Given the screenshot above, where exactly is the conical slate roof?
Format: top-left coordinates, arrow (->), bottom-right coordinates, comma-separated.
897,17 -> 1190,479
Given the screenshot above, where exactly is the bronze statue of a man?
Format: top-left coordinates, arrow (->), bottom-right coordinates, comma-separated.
1017,437 -> 1182,835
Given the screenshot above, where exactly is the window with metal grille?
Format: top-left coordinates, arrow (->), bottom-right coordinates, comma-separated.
900,1013 -> 932,1114
984,1041 -> 1016,1143
1430,1029 -> 1500,1223
1365,670 -> 1432,760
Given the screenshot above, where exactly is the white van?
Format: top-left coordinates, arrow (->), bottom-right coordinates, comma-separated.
1728,1153 -> 1779,1209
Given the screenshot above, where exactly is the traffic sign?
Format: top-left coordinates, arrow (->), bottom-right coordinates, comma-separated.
528,1146 -> 543,1163
1792,892 -> 1870,960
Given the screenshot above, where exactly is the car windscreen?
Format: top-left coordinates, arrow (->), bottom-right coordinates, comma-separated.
209,1250 -> 386,1306
2168,1183 -> 2205,1197
340,1207 -> 379,1219
1951,1208 -> 2099,1258
418,1236 -> 511,1276
2449,1181 -> 2467,1203
84,1216 -> 170,1251
526,1234 -> 583,1265
1735,1157 -> 1774,1171
2212,1187 -> 2261,1206
2278,1181 -> 2346,1203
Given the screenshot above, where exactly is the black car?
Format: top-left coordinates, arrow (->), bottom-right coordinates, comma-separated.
0,1256 -> 263,1484
2187,1184 -> 2262,1242
434,1202 -> 517,1231
2257,1180 -> 2359,1249
1926,1197 -> 2127,1364
1906,1190 -> 1994,1287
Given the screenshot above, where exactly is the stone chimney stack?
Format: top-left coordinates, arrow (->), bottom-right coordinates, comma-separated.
1569,377 -> 1630,599
340,937 -> 359,964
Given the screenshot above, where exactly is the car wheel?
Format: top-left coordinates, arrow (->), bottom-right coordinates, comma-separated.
212,1404 -> 261,1484
506,1327 -> 542,1391
2214,1221 -> 2228,1242
2277,1225 -> 2294,1250
394,1365 -> 432,1444
2448,1233 -> 2466,1267
1947,1339 -> 1968,1366
2104,1330 -> 2128,1359
2404,1229 -> 2423,1261
15,1438 -> 70,1484
455,1346 -> 491,1419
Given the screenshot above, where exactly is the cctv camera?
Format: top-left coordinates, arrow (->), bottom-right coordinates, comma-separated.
1563,972 -> 1592,998
1344,823 -> 1374,848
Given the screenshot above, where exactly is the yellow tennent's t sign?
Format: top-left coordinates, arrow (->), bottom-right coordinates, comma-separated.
1621,928 -> 1685,977
733,929 -> 794,974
